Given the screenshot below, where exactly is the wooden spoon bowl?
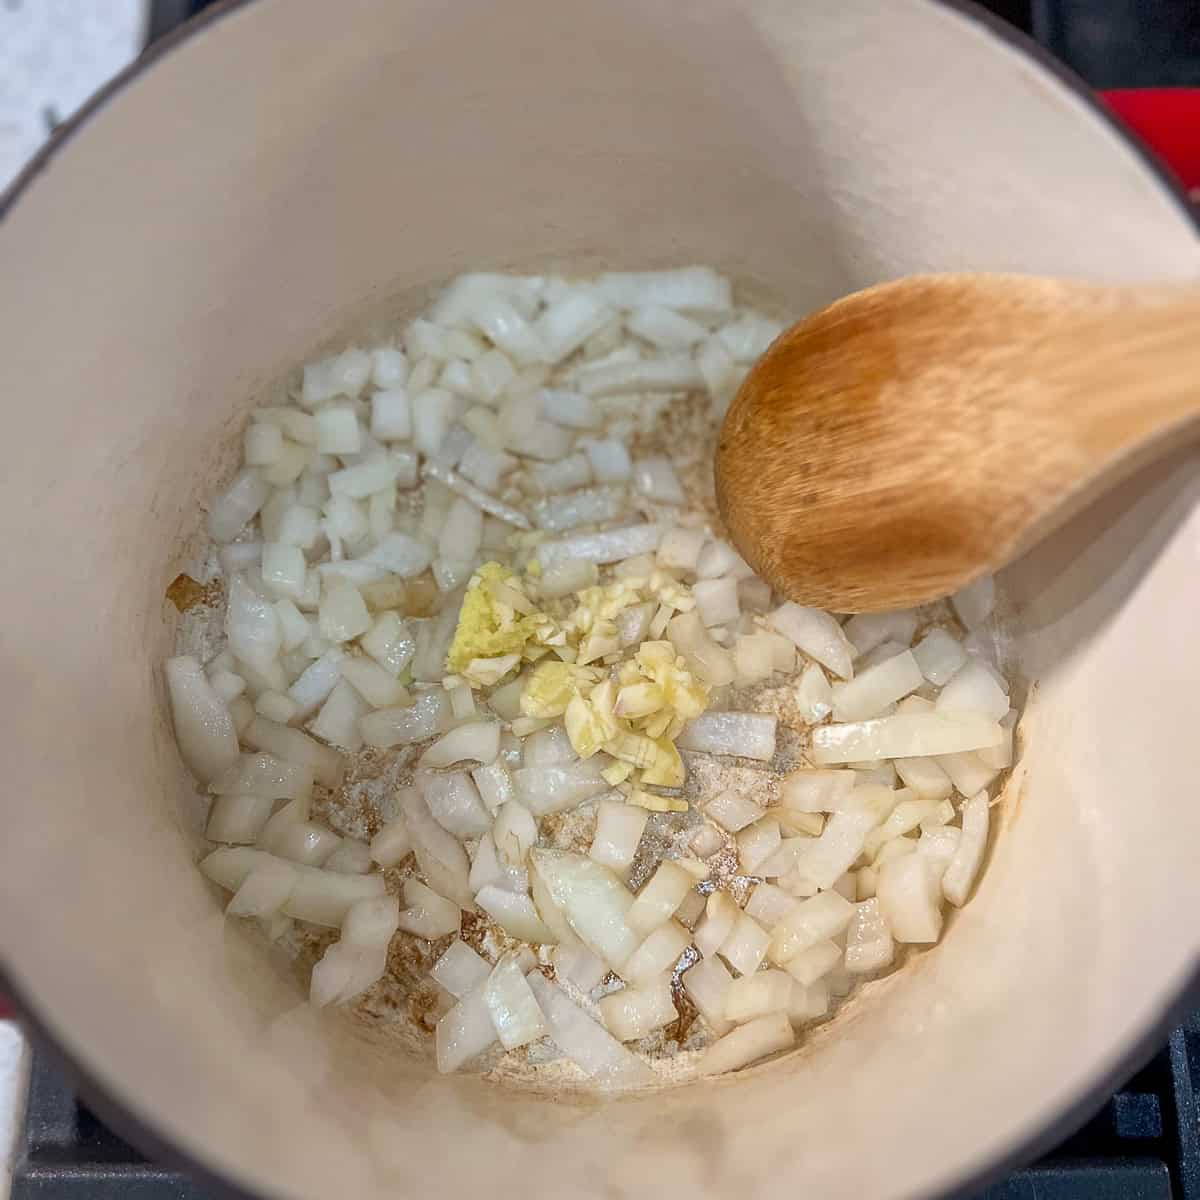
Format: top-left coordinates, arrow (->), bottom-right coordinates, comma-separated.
715,274 -> 1200,612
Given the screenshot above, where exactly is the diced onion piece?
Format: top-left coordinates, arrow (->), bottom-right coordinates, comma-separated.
319,577 -> 371,644
165,656 -> 240,783
227,858 -> 297,918
360,612 -> 417,677
310,940 -> 383,1008
632,457 -> 685,504
780,938 -> 842,987
552,941 -> 609,993
942,789 -> 989,906
302,348 -> 371,405
789,979 -> 831,1025
723,969 -> 794,1023
597,978 -> 677,1042
287,647 -> 347,718
737,819 -> 781,874
397,878 -> 461,938
700,1012 -> 793,1075
767,891 -> 855,965
912,628 -> 968,686
978,712 -> 1015,770
310,679 -> 368,750
513,762 -> 608,816
844,898 -> 895,973
779,769 -> 857,813
951,574 -> 996,629
324,839 -> 373,874
582,438 -> 633,483
339,656 -> 408,708
936,660 -> 1009,721
936,751 -> 1000,796
532,488 -> 626,534
769,603 -> 855,680
715,313 -> 784,362
795,662 -> 833,724
526,974 -> 653,1086
530,850 -> 639,969
693,578 -> 740,628
877,854 -> 944,943
208,468 -> 271,543
398,787 -> 474,908
416,770 -> 492,839
695,891 -> 739,959
666,611 -> 735,687
677,711 -> 776,761
536,524 -> 661,571
537,558 -> 599,599
436,981 -> 497,1073
431,940 -> 491,998
787,808 -> 880,890
493,801 -> 537,867
538,386 -> 603,428
622,920 -> 692,986
831,650 -> 923,722
626,860 -> 694,937
680,956 -> 733,1037
843,610 -> 919,658
589,800 -> 649,879
471,762 -> 515,815
483,952 -> 548,1049
360,689 -> 450,749
207,793 -> 274,844
271,821 -> 342,866
577,356 -> 702,398
530,453 -> 593,494
812,712 -> 1003,764
419,721 -> 501,770
244,717 -> 344,788
657,526 -> 706,572
358,530 -> 435,578
894,756 -> 954,802
226,575 -> 282,675
917,826 -> 961,881
745,882 -> 800,928
733,634 -> 775,686
596,267 -> 732,316
705,790 -> 765,833
370,388 -> 412,441
718,912 -> 770,976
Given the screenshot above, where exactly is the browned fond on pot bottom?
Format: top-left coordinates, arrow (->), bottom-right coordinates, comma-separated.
0,1 -> 1198,1200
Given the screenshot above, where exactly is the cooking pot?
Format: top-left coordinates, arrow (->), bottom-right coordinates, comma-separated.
1,1 -> 1198,1197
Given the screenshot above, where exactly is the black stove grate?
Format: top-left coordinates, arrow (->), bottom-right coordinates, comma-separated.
10,1013 -> 1200,1199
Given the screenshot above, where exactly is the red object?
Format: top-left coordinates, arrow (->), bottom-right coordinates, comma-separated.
0,997 -> 11,1021
1101,89 -> 1200,195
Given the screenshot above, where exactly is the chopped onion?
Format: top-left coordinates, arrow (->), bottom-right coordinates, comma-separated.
812,712 -> 1004,764
208,468 -> 271,544
529,453 -> 593,494
718,912 -> 770,975
530,850 -> 638,969
951,574 -> 996,629
626,860 -> 694,937
916,826 -> 961,881
431,940 -> 491,999
338,656 -> 408,708
936,751 -> 1000,796
471,762 -> 515,814
537,558 -> 600,600
705,790 -> 764,833
666,611 -> 735,688
227,857 -> 297,918
831,650 -> 923,722
577,356 -> 703,398
843,611 -> 919,658
694,890 -> 739,959
415,770 -> 492,839
538,387 -> 603,429
421,461 -> 532,530
207,793 -> 274,844
700,1011 -> 793,1075
552,942 -> 609,993
526,974 -> 653,1086
894,756 -> 954,802
309,679 -> 368,750
483,952 -> 548,1049
779,769 -> 856,813
656,526 -> 706,573
912,628 -> 967,686
532,487 -> 626,533
788,979 -> 830,1024
536,523 -> 661,571
736,819 -> 782,874
419,721 -> 501,770
596,268 -> 732,317
271,821 -> 342,866
588,799 -> 648,879
622,920 -> 692,986
793,661 -> 833,724
769,603 -> 855,680
626,305 -> 709,350
693,578 -> 740,628
680,956 -> 733,1037
767,891 -> 854,965
745,882 -> 800,928
436,980 -> 497,1073
244,716 -> 344,788
164,656 -> 240,783
943,789 -> 989,906
597,977 -> 677,1041
493,800 -> 537,867
715,314 -> 785,362
779,938 -> 842,987
877,853 -> 943,943
733,633 -> 775,686
398,786 -> 474,908
582,438 -> 633,483
287,647 -> 347,718
360,689 -> 450,749
632,457 -> 685,504
469,832 -> 528,895
513,762 -> 608,815
978,712 -> 1015,770
788,809 -> 878,890
677,711 -> 776,761
936,660 -> 1009,722
324,839 -> 373,874
723,969 -> 793,1023
843,898 -> 895,973
397,878 -> 461,938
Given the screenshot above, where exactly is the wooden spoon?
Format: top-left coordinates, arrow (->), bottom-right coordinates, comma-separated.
715,273 -> 1200,613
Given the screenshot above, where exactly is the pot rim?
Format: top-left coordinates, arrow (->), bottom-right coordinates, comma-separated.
0,1 -> 1196,1197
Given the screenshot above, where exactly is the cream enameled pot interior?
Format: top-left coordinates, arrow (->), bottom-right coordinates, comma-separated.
1,1 -> 1198,1198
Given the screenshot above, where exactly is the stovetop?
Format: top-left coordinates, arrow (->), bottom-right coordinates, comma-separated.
4,0 -> 1198,1197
